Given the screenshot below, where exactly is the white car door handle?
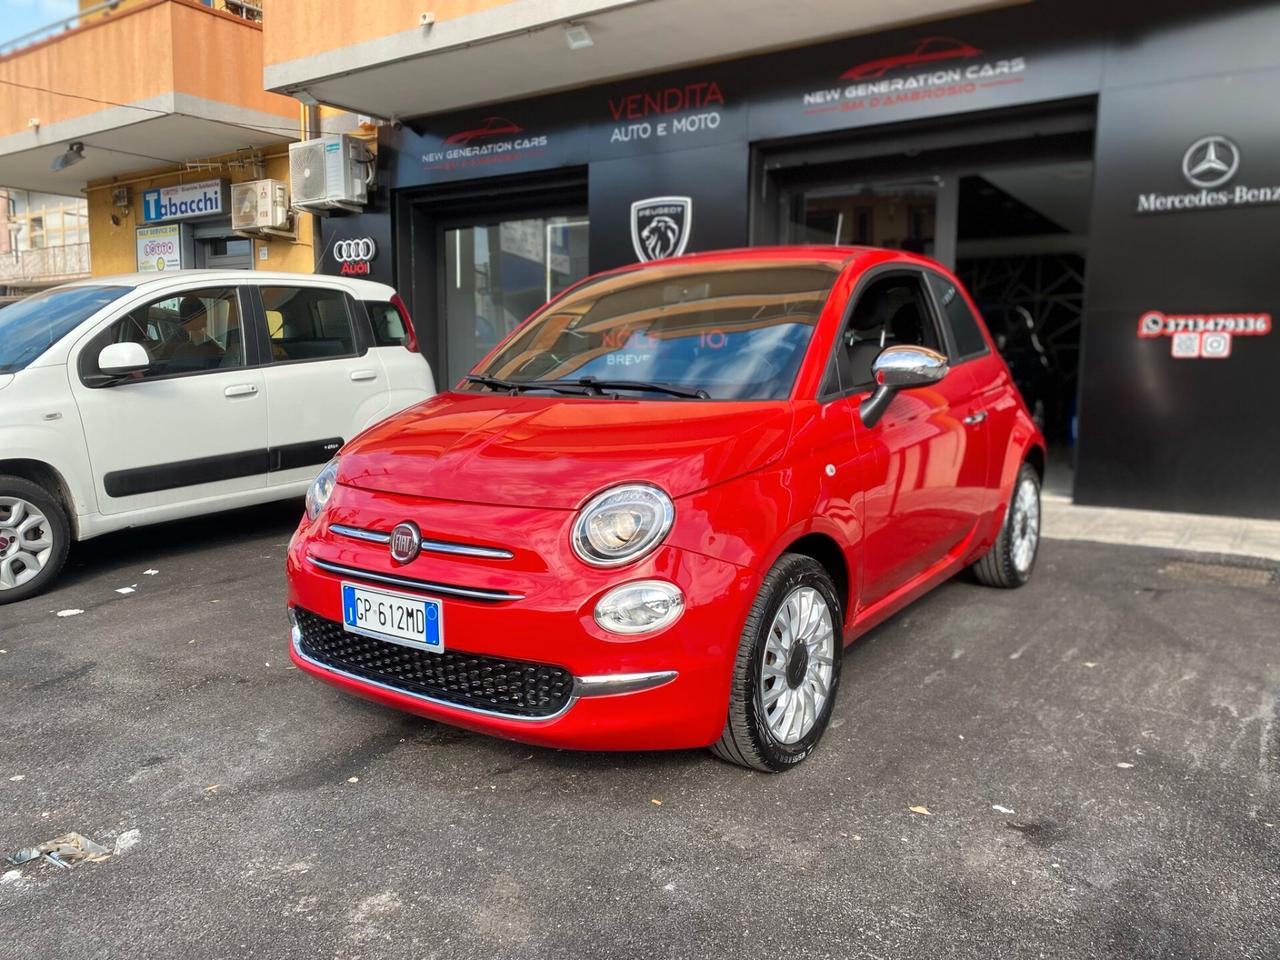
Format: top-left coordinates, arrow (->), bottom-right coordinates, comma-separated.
350,369 -> 378,382
963,411 -> 987,425
224,384 -> 259,398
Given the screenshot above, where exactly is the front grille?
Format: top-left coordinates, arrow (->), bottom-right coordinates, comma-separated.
294,608 -> 574,719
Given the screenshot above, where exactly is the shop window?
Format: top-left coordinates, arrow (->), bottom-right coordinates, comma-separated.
83,287 -> 246,380
260,286 -> 357,362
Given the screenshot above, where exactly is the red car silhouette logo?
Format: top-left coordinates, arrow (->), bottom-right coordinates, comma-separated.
443,116 -> 525,146
841,36 -> 982,80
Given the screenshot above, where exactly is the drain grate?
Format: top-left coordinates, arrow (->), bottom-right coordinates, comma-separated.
1160,559 -> 1277,588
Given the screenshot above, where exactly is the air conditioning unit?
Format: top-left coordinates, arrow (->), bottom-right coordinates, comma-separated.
288,134 -> 371,213
231,179 -> 290,233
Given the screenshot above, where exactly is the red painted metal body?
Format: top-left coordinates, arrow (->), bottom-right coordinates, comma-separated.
287,246 -> 1044,750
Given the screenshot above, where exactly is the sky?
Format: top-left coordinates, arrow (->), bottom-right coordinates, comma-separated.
0,0 -> 79,48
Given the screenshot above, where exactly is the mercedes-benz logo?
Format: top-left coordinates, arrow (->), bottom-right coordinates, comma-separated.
389,521 -> 421,565
1182,135 -> 1239,189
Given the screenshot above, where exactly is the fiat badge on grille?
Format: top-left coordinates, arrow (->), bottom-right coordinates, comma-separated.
389,521 -> 422,564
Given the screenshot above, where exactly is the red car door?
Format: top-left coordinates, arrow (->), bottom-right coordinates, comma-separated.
832,269 -> 988,607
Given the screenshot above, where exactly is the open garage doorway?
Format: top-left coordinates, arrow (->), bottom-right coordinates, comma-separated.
757,100 -> 1094,495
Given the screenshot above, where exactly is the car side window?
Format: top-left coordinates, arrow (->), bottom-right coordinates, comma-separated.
825,272 -> 944,395
366,300 -> 409,348
261,286 -> 358,363
81,286 -> 247,382
925,272 -> 989,360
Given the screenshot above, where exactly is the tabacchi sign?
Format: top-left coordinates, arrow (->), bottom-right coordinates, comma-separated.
1136,136 -> 1280,213
802,37 -> 1026,116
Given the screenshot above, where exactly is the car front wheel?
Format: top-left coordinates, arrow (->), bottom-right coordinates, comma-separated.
0,476 -> 71,605
711,554 -> 843,772
972,462 -> 1041,588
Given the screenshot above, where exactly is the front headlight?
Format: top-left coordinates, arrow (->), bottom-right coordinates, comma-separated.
572,483 -> 674,567
305,457 -> 340,521
594,580 -> 685,635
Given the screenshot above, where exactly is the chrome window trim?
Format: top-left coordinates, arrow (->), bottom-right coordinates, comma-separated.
306,556 -> 524,602
329,523 -> 514,560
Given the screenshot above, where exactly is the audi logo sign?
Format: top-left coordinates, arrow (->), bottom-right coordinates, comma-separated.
333,237 -> 377,275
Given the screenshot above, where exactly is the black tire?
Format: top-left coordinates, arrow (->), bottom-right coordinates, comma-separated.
971,462 -> 1041,589
710,553 -> 843,772
0,475 -> 71,605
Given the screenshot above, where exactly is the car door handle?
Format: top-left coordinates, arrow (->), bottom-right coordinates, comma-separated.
350,369 -> 378,382
963,411 -> 987,425
224,384 -> 259,398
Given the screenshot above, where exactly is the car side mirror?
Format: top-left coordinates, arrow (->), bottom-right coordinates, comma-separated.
859,345 -> 949,428
97,342 -> 151,379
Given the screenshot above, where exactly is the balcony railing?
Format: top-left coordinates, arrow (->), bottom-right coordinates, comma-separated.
0,243 -> 91,286
0,0 -> 264,58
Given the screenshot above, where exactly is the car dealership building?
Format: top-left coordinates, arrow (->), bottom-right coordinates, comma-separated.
261,0 -> 1280,520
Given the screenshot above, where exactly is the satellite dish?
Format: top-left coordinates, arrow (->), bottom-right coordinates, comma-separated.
52,142 -> 85,172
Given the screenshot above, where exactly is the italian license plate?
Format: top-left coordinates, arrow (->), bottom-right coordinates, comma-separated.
341,582 -> 443,653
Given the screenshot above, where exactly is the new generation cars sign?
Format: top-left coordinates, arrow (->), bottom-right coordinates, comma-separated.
141,179 -> 229,223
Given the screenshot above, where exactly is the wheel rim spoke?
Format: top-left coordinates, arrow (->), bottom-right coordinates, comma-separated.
759,585 -> 837,745
0,497 -> 54,589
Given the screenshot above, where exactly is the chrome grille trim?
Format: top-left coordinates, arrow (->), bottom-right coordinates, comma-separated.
329,523 -> 514,560
306,556 -> 524,602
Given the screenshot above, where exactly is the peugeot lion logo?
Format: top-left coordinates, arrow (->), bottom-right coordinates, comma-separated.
630,196 -> 693,262
389,521 -> 421,565
1182,135 -> 1240,189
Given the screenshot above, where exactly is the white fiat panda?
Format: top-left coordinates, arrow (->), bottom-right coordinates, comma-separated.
0,270 -> 435,603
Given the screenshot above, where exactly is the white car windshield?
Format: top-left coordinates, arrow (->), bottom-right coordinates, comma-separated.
0,285 -> 129,374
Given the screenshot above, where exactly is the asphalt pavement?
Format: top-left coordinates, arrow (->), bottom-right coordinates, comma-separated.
2,501 -> 1278,960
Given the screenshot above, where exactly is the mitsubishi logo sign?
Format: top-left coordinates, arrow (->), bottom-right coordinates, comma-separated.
1181,135 -> 1239,189
630,196 -> 693,262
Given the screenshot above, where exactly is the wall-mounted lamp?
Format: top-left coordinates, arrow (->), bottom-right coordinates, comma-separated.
52,142 -> 85,172
564,23 -> 593,50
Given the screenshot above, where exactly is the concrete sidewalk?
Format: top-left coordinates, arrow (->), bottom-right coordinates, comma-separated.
1043,492 -> 1280,561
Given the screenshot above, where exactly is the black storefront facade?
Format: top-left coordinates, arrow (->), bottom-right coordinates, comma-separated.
319,0 -> 1280,521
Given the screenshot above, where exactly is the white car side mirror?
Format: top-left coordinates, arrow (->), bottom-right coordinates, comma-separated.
98,341 -> 151,377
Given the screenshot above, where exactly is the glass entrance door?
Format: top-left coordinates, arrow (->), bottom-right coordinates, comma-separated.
443,215 -> 589,385
786,178 -> 943,256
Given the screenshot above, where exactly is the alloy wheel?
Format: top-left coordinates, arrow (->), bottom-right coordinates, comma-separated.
0,497 -> 55,590
759,586 -> 836,744
1009,476 -> 1041,574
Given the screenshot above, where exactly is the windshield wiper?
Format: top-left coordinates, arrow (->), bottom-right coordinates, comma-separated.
563,377 -> 710,399
466,374 -> 708,399
465,374 -> 591,396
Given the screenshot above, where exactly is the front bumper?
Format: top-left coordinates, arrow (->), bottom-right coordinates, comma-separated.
285,486 -> 757,751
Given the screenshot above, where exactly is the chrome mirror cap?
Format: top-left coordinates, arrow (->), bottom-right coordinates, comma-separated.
872,345 -> 949,389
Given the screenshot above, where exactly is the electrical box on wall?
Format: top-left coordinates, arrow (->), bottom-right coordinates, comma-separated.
288,134 -> 372,213
231,179 -> 292,237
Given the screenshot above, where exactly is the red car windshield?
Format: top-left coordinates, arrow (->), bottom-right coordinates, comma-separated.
468,260 -> 840,400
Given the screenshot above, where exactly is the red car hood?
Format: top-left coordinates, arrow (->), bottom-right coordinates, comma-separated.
337,392 -> 794,509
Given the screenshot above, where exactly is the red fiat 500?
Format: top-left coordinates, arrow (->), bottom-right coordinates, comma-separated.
287,247 -> 1045,771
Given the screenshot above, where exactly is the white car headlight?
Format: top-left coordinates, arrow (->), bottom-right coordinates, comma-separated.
572,484 -> 674,567
305,458 -> 340,521
594,580 -> 685,635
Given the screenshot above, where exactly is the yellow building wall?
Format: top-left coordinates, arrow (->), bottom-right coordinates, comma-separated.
86,147 -> 316,276
264,0 -> 518,66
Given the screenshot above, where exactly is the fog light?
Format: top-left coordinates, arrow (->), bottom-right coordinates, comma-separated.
594,580 -> 684,635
